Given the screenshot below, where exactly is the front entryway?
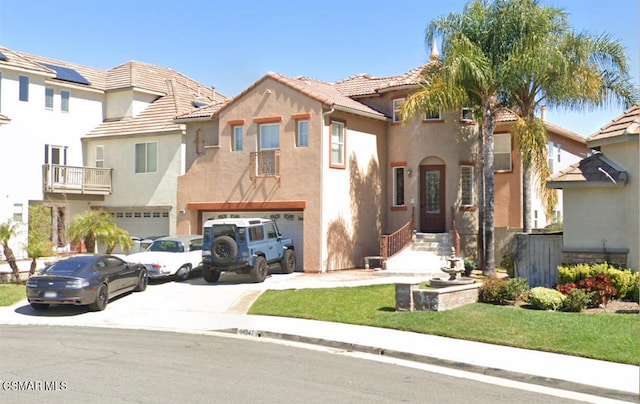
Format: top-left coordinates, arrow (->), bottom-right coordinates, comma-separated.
420,165 -> 445,232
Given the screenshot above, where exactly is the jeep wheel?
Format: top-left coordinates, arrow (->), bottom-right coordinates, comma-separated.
250,256 -> 268,283
212,236 -> 238,264
202,267 -> 221,283
280,249 -> 296,274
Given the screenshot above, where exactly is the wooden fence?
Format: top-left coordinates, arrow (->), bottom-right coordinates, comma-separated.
513,233 -> 563,288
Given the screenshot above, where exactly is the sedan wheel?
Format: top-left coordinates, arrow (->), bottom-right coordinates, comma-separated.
175,265 -> 190,282
134,270 -> 148,292
89,284 -> 108,311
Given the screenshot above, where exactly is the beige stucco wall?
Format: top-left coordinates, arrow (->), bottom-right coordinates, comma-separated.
563,140 -> 638,270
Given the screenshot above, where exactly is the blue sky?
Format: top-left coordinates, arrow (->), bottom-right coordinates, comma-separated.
1,0 -> 637,137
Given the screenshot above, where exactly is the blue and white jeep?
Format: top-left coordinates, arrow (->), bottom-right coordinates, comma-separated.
201,218 -> 296,283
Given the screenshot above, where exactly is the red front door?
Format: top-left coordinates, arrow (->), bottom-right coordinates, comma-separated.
420,165 -> 446,233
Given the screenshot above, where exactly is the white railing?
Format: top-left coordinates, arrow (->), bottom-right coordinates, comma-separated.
43,164 -> 112,195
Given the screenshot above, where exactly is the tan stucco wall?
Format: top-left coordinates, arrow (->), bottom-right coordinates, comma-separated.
178,77 -> 388,272
563,141 -> 638,270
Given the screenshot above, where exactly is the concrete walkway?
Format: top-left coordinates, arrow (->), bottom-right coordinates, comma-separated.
1,263 -> 638,402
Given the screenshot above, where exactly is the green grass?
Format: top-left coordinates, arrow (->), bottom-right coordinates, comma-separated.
249,284 -> 640,365
0,283 -> 26,306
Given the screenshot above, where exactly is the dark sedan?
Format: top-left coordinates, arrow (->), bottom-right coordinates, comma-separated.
26,255 -> 147,311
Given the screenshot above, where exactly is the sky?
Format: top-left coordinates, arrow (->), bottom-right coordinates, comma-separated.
0,0 -> 637,137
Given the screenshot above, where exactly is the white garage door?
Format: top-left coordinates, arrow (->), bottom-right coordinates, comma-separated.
201,210 -> 304,271
111,210 -> 170,239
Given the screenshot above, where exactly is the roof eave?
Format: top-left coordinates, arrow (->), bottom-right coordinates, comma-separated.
333,105 -> 388,121
587,134 -> 638,149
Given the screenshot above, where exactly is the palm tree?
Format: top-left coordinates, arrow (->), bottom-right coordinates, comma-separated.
68,209 -> 132,254
0,220 -> 21,282
104,226 -> 134,254
499,0 -> 639,231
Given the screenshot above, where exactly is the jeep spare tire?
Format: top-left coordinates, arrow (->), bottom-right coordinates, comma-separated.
212,235 -> 238,263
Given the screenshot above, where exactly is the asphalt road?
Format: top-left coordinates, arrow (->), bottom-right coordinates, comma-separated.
0,325 -> 586,404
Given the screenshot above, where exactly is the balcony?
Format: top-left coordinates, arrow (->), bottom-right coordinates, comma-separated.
250,150 -> 280,183
43,164 -> 112,195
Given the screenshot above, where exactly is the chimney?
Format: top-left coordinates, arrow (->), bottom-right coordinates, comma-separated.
541,105 -> 546,121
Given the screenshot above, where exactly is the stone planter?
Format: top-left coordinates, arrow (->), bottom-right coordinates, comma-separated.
395,281 -> 482,312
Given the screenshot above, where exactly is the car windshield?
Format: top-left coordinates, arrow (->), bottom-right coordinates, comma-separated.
42,260 -> 86,275
148,240 -> 183,253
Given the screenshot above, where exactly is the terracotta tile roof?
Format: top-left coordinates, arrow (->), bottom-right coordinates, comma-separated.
588,103 -> 639,147
0,46 -> 106,90
334,62 -> 439,97
548,151 -> 627,188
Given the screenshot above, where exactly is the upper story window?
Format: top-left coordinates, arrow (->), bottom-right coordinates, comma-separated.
95,145 -> 104,168
330,120 -> 346,168
45,144 -> 67,165
19,76 -> 29,102
135,141 -> 158,173
461,107 -> 473,121
548,141 -> 554,172
392,166 -> 405,207
233,126 -> 243,151
13,203 -> 23,222
297,120 -> 309,147
196,129 -> 204,154
557,143 -> 562,163
494,133 -> 512,172
424,109 -> 441,121
45,87 -> 54,110
392,98 -> 405,123
259,123 -> 280,150
460,165 -> 474,206
61,90 -> 69,112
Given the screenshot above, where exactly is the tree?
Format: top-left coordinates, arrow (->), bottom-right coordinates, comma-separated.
498,0 -> 639,231
0,220 -> 21,282
24,205 -> 54,275
68,209 -> 132,254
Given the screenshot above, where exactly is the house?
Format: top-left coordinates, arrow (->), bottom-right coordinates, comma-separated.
548,104 -> 639,270
175,45 -> 587,272
0,46 -> 223,258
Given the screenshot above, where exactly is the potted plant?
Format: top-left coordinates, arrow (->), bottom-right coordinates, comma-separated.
463,256 -> 476,277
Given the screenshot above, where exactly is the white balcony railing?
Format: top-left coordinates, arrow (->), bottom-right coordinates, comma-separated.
43,164 -> 112,195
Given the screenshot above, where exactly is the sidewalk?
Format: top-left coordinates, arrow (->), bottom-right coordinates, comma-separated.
1,265 -> 638,401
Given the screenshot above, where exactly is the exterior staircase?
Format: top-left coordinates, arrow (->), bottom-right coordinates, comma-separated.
377,232 -> 454,277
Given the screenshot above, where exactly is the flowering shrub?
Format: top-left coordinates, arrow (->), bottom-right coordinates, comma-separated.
556,283 -> 577,295
529,287 -> 566,311
558,263 -> 639,300
578,273 -> 617,307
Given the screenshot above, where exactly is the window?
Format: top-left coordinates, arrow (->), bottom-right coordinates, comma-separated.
45,144 -> 67,165
424,109 -> 441,120
233,126 -> 243,151
196,129 -> 204,154
19,76 -> 29,101
61,90 -> 69,112
259,123 -> 280,150
461,107 -> 473,121
494,133 -> 512,171
557,143 -> 562,163
392,98 -> 405,123
45,87 -> 54,109
249,225 -> 264,241
297,120 -> 309,147
95,145 -> 104,168
393,166 -> 405,206
266,223 -> 278,239
330,120 -> 345,168
548,141 -> 554,172
13,203 -> 23,222
135,142 -> 158,173
460,165 -> 474,206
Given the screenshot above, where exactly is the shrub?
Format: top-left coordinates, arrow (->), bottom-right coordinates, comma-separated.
561,288 -> 594,312
479,277 -> 530,305
557,263 -> 639,301
578,273 -> 617,307
478,277 -> 510,305
529,287 -> 566,311
557,283 -> 577,295
500,256 -> 515,278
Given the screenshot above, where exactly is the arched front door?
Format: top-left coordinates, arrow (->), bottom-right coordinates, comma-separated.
420,164 -> 446,232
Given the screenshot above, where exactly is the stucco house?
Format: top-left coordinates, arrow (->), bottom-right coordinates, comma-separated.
174,47 -> 587,272
0,45 -> 223,258
548,104 -> 639,271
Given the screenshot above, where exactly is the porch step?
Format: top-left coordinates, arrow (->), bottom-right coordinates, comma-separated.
379,232 -> 454,277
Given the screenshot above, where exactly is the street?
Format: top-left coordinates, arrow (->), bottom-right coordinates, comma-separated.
1,325 -> 590,404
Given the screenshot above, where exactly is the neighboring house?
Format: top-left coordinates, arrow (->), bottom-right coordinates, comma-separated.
82,61 -> 225,240
548,104 -> 639,271
0,46 -> 105,258
0,46 -> 223,258
174,45 -> 586,272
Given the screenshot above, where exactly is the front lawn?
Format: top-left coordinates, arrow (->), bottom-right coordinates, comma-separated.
0,283 -> 25,306
249,284 -> 639,365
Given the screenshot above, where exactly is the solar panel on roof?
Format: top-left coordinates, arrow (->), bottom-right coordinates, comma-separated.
0,51 -> 7,61
40,62 -> 91,85
192,101 -> 207,108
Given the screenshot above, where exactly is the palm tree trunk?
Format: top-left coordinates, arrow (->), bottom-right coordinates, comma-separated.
522,164 -> 532,233
29,258 -> 37,276
477,127 -> 485,271
2,243 -> 20,283
482,99 -> 496,276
